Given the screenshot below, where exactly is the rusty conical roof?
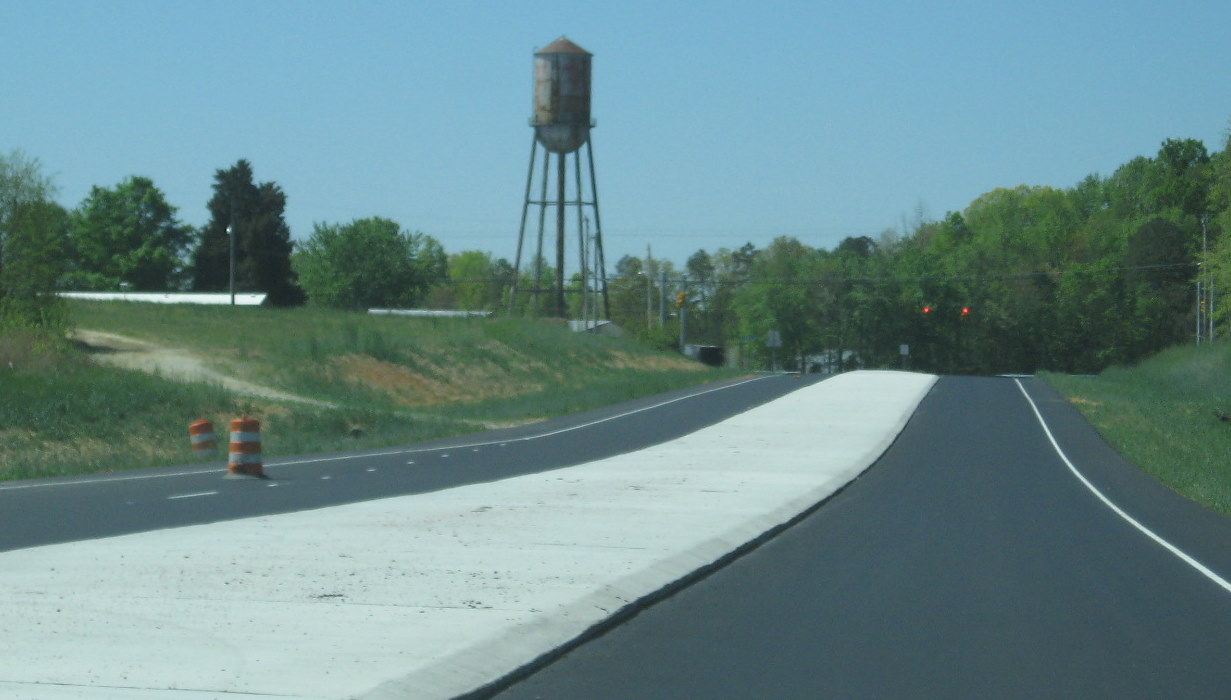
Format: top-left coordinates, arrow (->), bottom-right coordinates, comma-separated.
536,36 -> 590,55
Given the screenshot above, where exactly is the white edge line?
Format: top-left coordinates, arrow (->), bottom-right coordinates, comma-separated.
1014,378 -> 1231,594
0,375 -> 774,492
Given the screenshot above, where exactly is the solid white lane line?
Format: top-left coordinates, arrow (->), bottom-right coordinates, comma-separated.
167,491 -> 219,500
1014,378 -> 1231,595
278,376 -> 775,465
0,375 -> 776,492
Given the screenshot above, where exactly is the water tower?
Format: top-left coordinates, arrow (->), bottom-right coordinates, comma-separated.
509,37 -> 608,319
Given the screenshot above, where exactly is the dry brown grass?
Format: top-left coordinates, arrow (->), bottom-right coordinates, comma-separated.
334,353 -> 547,407
608,350 -> 705,372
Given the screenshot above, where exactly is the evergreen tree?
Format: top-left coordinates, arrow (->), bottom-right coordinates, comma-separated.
190,160 -> 303,305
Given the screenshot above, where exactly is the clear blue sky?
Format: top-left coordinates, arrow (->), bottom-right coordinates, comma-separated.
3,0 -> 1229,271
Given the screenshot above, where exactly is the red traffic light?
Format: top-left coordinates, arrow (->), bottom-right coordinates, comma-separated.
961,306 -> 971,316
921,306 -> 933,315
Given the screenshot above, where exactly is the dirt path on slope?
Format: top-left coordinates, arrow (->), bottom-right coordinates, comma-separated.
72,329 -> 335,408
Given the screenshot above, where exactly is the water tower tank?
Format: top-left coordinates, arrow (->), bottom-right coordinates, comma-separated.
532,37 -> 592,154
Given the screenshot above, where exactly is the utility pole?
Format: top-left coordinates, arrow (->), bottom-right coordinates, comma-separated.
678,278 -> 687,351
1205,217 -> 1215,341
228,194 -> 236,306
1198,216 -> 1212,344
554,152 -> 566,318
645,245 -> 653,328
581,216 -> 590,327
659,269 -> 667,326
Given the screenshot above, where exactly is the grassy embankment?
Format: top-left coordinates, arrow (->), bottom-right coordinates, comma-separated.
1042,341 -> 1231,517
0,300 -> 736,481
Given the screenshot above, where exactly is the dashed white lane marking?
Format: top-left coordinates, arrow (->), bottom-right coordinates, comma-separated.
167,491 -> 218,500
1014,378 -> 1231,595
0,376 -> 773,492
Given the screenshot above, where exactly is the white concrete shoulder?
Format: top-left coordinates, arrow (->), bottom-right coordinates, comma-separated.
0,371 -> 936,700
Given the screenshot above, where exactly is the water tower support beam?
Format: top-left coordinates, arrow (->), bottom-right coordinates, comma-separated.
555,152 -> 567,317
533,143 -> 550,312
585,138 -> 610,318
574,149 -> 587,320
509,133 -> 538,314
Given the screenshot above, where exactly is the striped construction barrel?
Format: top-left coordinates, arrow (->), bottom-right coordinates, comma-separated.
189,419 -> 217,457
227,416 -> 264,477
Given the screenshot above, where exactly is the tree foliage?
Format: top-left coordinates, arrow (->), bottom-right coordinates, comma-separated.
619,133 -> 1231,374
190,160 -> 303,305
0,151 -> 65,327
437,250 -> 513,311
293,217 -> 446,310
66,176 -> 191,291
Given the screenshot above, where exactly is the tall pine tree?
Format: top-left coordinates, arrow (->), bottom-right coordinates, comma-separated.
190,160 -> 303,305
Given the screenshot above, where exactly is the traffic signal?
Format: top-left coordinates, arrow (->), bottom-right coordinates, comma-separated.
961,306 -> 971,317
675,291 -> 687,309
921,305 -> 933,316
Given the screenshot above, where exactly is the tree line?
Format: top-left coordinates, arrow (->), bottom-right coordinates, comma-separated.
664,134 -> 1231,374
3,129 -> 1230,375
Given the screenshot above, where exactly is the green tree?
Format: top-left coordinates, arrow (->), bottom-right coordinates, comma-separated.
1124,217 -> 1195,355
705,243 -> 758,351
445,252 -> 513,312
1105,156 -> 1157,223
1208,132 -> 1231,328
682,249 -> 721,344
293,217 -> 445,310
1151,138 -> 1211,221
605,255 -> 647,330
190,160 -> 303,305
66,176 -> 191,290
732,237 -> 820,370
1,200 -> 68,325
1,151 -> 55,283
0,151 -> 65,327
1052,259 -> 1133,372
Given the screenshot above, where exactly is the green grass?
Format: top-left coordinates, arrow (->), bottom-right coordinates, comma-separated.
0,301 -> 737,481
1042,341 -> 1231,516
66,301 -> 717,412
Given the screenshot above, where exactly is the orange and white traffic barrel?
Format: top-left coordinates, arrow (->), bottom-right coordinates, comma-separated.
188,419 -> 217,458
227,416 -> 264,478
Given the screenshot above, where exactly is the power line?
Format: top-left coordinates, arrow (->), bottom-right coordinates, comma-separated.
439,261 -> 1198,286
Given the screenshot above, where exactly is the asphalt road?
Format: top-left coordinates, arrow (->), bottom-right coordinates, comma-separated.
0,373 -> 818,553
490,375 -> 1231,699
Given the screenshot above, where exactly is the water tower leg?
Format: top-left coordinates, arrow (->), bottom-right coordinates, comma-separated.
584,138 -> 610,319
574,150 -> 588,324
555,151 -> 567,317
533,144 -> 550,313
509,134 -> 538,315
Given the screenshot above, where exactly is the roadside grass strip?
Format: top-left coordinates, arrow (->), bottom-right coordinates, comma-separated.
1015,379 -> 1231,596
